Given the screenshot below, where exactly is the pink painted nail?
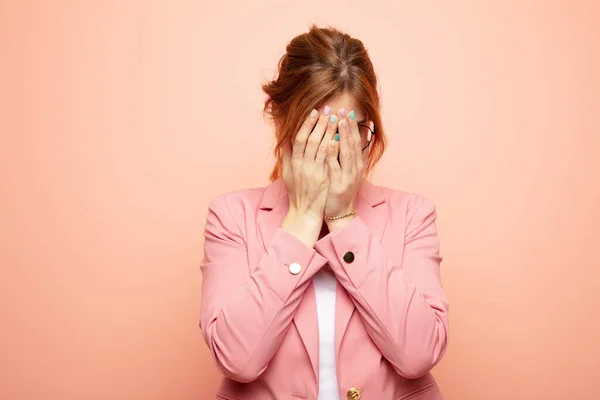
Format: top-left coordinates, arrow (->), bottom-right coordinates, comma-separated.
323,105 -> 331,116
339,108 -> 346,118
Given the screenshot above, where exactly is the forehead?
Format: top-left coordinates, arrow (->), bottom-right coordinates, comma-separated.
325,92 -> 366,119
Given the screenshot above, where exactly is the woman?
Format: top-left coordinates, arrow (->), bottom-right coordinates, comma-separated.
199,25 -> 448,400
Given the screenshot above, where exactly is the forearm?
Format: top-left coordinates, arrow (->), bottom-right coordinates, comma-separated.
281,211 -> 323,248
314,216 -> 449,378
200,204 -> 328,382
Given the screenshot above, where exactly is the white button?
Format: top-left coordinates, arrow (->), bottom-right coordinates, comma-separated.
289,263 -> 301,275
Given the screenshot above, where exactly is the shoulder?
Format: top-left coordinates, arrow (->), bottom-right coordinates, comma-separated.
207,185 -> 267,213
365,182 -> 437,218
363,182 -> 438,234
203,184 -> 269,236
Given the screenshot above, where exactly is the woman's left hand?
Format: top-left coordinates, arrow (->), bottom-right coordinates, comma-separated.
324,109 -> 365,231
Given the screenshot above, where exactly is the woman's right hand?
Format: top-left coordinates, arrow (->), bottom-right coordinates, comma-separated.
280,108 -> 339,247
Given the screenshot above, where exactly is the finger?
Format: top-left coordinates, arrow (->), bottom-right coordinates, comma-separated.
305,108 -> 335,161
315,112 -> 338,164
326,139 -> 340,176
346,109 -> 363,172
337,109 -> 355,173
292,109 -> 319,161
347,109 -> 362,154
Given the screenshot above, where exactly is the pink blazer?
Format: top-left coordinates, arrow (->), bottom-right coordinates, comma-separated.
199,178 -> 449,400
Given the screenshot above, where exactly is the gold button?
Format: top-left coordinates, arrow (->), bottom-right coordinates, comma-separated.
347,387 -> 361,400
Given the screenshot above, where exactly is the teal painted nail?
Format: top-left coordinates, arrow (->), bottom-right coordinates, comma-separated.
349,110 -> 355,120
329,114 -> 337,124
334,133 -> 340,141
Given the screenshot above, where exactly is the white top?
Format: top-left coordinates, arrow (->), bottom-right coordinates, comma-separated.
313,269 -> 341,400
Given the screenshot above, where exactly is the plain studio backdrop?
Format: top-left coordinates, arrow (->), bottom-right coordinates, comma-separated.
1,1 -> 599,399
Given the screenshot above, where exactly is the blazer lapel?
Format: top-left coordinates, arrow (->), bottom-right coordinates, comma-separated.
293,281 -> 319,379
257,178 -> 288,253
257,178 -> 388,382
335,180 -> 388,361
257,178 -> 320,382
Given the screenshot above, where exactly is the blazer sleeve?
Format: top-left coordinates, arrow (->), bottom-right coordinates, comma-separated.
199,194 -> 328,383
313,194 -> 449,379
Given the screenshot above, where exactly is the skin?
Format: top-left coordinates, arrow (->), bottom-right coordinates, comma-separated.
280,92 -> 369,248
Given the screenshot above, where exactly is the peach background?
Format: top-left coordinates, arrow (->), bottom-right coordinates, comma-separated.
1,1 -> 599,399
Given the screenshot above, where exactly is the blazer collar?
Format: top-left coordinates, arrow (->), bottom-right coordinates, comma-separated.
256,177 -> 388,383
259,177 -> 386,211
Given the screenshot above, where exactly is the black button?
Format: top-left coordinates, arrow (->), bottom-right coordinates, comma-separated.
343,251 -> 355,263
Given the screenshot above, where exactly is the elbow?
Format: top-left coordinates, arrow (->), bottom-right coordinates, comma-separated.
396,359 -> 438,380
394,352 -> 445,380
394,332 -> 449,380
206,344 -> 265,383
213,355 -> 267,383
203,334 -> 266,383
199,316 -> 267,383
221,367 -> 264,383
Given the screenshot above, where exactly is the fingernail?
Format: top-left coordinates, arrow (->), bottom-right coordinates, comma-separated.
334,133 -> 340,141
339,108 -> 346,118
329,114 -> 337,124
323,106 -> 331,116
349,110 -> 355,120
310,109 -> 318,118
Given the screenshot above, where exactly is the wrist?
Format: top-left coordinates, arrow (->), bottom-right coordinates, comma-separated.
285,209 -> 323,227
324,197 -> 356,220
281,210 -> 323,247
325,214 -> 355,232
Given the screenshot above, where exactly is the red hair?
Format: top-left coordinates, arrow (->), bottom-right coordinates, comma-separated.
262,24 -> 387,182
